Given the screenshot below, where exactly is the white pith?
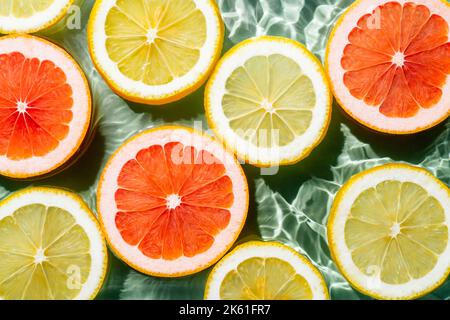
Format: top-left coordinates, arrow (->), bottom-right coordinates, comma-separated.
0,36 -> 91,178
330,165 -> 450,299
206,37 -> 331,166
326,0 -> 450,133
89,0 -> 222,100
204,242 -> 329,300
0,188 -> 107,300
0,0 -> 72,33
98,127 -> 248,276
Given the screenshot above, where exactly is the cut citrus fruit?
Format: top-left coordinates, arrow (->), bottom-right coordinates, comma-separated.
0,0 -> 73,34
0,34 -> 91,179
97,126 -> 248,277
0,187 -> 108,300
204,241 -> 329,300
88,0 -> 224,105
326,0 -> 450,134
328,163 -> 450,299
205,36 -> 332,167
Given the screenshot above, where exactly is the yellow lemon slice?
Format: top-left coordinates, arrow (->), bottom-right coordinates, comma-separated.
0,187 -> 108,300
0,0 -> 73,34
328,163 -> 450,299
205,36 -> 332,167
204,241 -> 329,300
88,0 -> 224,105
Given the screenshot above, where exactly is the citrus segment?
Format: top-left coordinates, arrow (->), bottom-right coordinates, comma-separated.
205,36 -> 331,167
0,35 -> 91,179
204,241 -> 329,300
88,0 -> 223,104
326,0 -> 450,134
0,187 -> 107,300
98,126 -> 248,277
328,164 -> 450,299
0,0 -> 73,34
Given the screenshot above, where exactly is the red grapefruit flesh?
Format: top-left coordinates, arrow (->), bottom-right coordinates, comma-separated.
0,35 -> 91,178
326,0 -> 450,134
97,126 -> 248,277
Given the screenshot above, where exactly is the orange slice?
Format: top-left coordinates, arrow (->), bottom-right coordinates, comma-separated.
97,126 -> 249,277
326,0 -> 450,134
0,35 -> 91,179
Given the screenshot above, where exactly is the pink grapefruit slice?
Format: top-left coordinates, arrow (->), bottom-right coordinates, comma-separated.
326,0 -> 450,134
97,126 -> 249,277
0,34 -> 91,179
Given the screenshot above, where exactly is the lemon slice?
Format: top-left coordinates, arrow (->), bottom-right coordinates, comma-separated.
205,36 -> 332,167
328,163 -> 450,300
88,0 -> 224,105
0,0 -> 73,34
204,241 -> 329,300
0,187 -> 108,300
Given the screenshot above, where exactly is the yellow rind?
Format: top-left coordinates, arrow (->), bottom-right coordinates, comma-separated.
0,34 -> 92,180
327,163 -> 450,300
97,125 -> 249,278
205,35 -> 333,168
325,0 -> 450,135
204,240 -> 330,300
0,186 -> 108,300
87,0 -> 224,105
0,0 -> 74,34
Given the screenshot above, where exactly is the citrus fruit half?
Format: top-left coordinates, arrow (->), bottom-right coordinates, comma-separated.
0,34 -> 91,179
97,126 -> 248,277
204,241 -> 329,300
0,0 -> 73,34
326,0 -> 450,134
205,36 -> 332,167
0,187 -> 108,300
328,163 -> 450,299
88,0 -> 224,105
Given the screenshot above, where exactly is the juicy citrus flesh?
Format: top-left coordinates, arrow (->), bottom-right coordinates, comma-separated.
220,257 -> 313,300
104,0 -> 206,85
342,1 -> 450,118
0,0 -> 53,18
345,180 -> 448,285
224,54 -> 315,148
0,52 -> 73,160
115,141 -> 234,261
0,204 -> 92,300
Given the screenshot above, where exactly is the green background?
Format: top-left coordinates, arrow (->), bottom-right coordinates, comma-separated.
2,0 -> 449,300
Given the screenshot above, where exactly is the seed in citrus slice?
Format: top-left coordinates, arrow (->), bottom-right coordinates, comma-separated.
88,0 -> 224,105
0,187 -> 108,300
204,241 -> 329,300
0,0 -> 73,34
326,0 -> 450,134
0,34 -> 91,179
328,163 -> 450,299
97,126 -> 248,277
205,36 -> 332,167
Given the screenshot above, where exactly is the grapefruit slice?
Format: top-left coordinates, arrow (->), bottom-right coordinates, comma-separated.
204,241 -> 329,300
0,187 -> 108,300
326,0 -> 450,134
97,126 -> 248,277
0,0 -> 73,34
328,164 -> 450,299
0,35 -> 91,179
88,0 -> 224,105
